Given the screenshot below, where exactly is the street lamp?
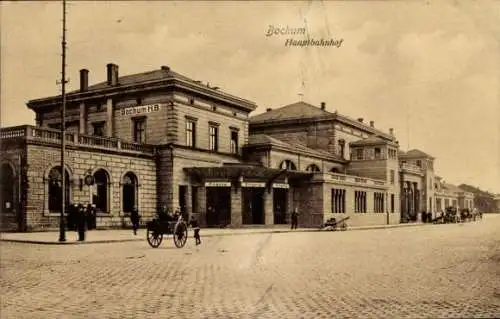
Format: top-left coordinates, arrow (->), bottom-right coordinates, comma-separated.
58,0 -> 68,242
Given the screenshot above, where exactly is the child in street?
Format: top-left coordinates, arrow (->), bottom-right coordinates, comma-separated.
189,215 -> 201,246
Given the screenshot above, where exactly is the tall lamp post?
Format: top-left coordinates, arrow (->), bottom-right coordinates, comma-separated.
58,0 -> 68,242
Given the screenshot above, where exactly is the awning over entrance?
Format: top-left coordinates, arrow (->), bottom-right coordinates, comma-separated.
183,165 -> 312,187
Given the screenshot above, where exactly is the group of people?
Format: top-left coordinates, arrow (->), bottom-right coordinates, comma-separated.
67,203 -> 97,241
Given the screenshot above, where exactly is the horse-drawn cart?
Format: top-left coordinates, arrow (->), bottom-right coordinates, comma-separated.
146,215 -> 188,248
321,216 -> 350,231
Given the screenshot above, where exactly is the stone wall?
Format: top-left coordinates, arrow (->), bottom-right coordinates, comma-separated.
25,143 -> 156,231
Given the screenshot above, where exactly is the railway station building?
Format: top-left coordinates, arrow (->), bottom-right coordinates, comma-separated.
0,63 -> 470,231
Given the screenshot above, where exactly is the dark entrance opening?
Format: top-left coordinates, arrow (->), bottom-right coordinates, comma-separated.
273,188 -> 288,224
122,172 -> 137,213
206,187 -> 231,227
242,188 -> 265,225
179,185 -> 188,221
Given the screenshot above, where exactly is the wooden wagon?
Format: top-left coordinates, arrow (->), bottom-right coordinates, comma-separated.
146,215 -> 188,248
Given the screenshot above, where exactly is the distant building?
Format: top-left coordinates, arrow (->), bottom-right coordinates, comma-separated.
0,64 -> 483,231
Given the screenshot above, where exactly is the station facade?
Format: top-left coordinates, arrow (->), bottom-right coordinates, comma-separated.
0,63 -> 475,231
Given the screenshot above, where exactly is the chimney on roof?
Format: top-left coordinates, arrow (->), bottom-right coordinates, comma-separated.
389,128 -> 394,136
357,117 -> 364,123
106,63 -> 119,86
369,121 -> 374,127
320,102 -> 326,110
161,65 -> 170,72
266,108 -> 272,112
79,69 -> 89,92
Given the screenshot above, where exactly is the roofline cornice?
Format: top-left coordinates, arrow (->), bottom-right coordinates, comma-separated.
27,78 -> 257,112
243,143 -> 347,164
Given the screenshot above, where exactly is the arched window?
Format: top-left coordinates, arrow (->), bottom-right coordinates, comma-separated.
93,169 -> 109,213
330,167 -> 340,173
279,160 -> 297,171
122,172 -> 138,213
305,164 -> 321,172
48,166 -> 70,212
1,163 -> 15,213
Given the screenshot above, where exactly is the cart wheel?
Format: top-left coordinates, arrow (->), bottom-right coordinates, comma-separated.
340,222 -> 348,231
147,228 -> 163,248
173,222 -> 188,248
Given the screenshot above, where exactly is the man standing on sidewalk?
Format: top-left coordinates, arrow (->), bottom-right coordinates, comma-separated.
130,206 -> 141,235
291,207 -> 299,230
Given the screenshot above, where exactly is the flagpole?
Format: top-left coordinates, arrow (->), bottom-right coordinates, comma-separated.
59,0 -> 67,242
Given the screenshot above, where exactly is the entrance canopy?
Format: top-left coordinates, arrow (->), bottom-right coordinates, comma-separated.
183,165 -> 312,186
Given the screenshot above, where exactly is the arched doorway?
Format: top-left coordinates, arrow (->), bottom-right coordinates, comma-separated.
48,166 -> 70,212
279,160 -> 297,171
1,163 -> 15,213
93,169 -> 109,213
122,172 -> 137,213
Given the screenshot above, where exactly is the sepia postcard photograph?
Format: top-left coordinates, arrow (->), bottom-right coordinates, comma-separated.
0,0 -> 499,318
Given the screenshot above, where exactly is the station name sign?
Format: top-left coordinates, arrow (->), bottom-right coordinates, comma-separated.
241,182 -> 266,188
205,181 -> 231,187
120,104 -> 162,116
272,183 -> 289,189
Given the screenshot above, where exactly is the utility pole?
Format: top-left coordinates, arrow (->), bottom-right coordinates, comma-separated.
58,0 -> 68,242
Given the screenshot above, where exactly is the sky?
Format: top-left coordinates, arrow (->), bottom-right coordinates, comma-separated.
1,1 -> 499,193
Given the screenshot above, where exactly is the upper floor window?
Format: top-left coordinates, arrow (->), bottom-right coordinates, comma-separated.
133,117 -> 146,143
92,121 -> 105,137
390,170 -> 395,184
416,160 -> 422,168
186,120 -> 196,148
356,148 -> 364,160
230,129 -> 239,154
209,125 -> 219,151
374,148 -> 381,159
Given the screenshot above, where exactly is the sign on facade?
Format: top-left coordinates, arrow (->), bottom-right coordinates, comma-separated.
120,104 -> 162,116
205,181 -> 231,187
241,182 -> 266,188
273,183 -> 289,189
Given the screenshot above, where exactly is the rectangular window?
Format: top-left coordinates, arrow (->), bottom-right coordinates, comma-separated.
230,130 -> 239,154
390,194 -> 395,213
133,117 -> 146,143
92,121 -> 105,137
374,192 -> 384,213
209,125 -> 219,151
374,148 -> 381,159
354,190 -> 367,213
331,188 -> 346,214
416,160 -> 422,168
185,120 -> 196,148
390,170 -> 395,184
356,149 -> 364,160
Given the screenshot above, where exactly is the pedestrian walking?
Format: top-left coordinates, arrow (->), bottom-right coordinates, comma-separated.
189,215 -> 201,245
77,204 -> 87,241
291,207 -> 299,230
130,206 -> 141,235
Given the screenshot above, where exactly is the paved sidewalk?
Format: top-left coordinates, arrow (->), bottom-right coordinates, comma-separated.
0,222 -> 427,245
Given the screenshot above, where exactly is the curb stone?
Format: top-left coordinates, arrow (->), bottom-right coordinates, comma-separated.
0,222 -> 427,245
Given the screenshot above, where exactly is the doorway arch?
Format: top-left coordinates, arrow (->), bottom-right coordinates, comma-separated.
122,172 -> 138,213
93,169 -> 110,213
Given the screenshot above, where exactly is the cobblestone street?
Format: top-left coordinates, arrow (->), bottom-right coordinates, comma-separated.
1,216 -> 499,319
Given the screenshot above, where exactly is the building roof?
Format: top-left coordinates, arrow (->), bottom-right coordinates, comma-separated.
250,101 -> 395,141
27,65 -> 257,111
400,149 -> 434,159
250,101 -> 332,123
246,134 -> 346,163
350,136 -> 394,147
